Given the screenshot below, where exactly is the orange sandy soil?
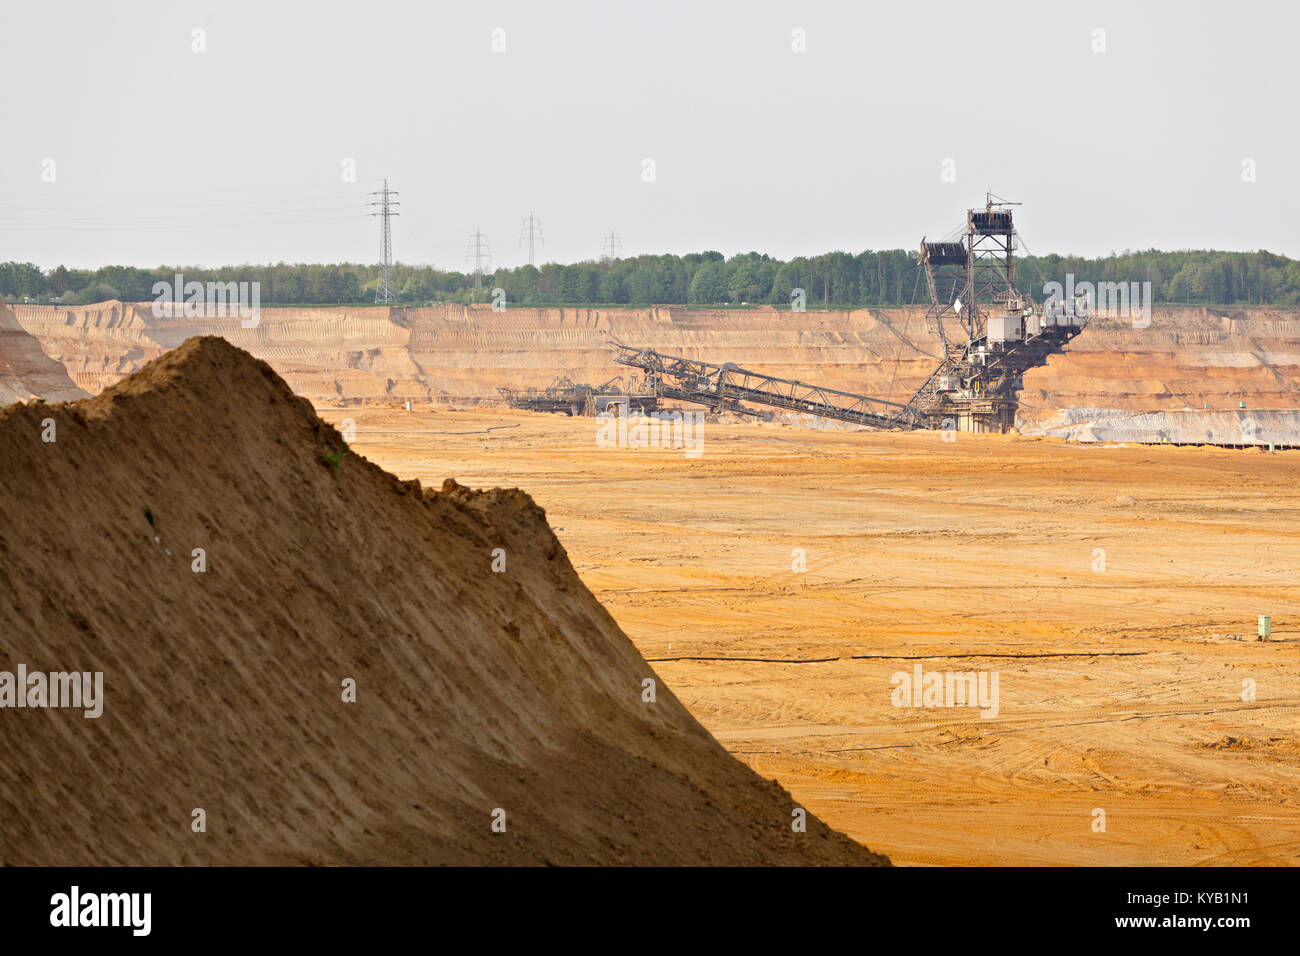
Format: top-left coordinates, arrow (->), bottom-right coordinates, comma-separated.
319,406 -> 1300,866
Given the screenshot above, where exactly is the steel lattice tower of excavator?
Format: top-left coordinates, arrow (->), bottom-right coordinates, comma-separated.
368,180 -> 400,303
605,194 -> 1084,435
910,193 -> 1084,432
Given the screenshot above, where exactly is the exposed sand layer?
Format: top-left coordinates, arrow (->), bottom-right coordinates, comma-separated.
1022,309 -> 1300,426
0,338 -> 884,866
0,301 -> 88,404
9,302 -> 940,406
8,301 -> 417,400
13,303 -> 1300,434
320,406 -> 1300,866
1025,407 -> 1300,444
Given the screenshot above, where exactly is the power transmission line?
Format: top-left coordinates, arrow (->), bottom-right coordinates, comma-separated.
367,179 -> 400,304
519,211 -> 543,266
0,215 -> 363,232
465,227 -> 490,285
1,205 -> 366,223
0,181 -> 385,200
601,230 -> 623,261
0,182 -> 375,235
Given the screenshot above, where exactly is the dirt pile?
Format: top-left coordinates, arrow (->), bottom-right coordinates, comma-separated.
0,337 -> 883,866
0,300 -> 88,404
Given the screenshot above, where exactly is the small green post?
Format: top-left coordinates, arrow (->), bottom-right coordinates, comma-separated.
1258,615 -> 1271,640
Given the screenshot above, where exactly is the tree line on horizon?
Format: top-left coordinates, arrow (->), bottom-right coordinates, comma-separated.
3,248 -> 1298,309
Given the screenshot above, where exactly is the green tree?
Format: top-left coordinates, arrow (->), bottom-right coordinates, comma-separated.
627,265 -> 664,304
598,270 -> 626,303
688,261 -> 727,304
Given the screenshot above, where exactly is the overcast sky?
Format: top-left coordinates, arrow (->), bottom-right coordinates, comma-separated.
1,0 -> 1296,269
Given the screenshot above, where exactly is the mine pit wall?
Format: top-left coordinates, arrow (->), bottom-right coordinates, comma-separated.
404,305 -> 943,411
1022,407 -> 1300,445
9,301 -> 165,395
10,302 -> 1300,438
12,301 -> 423,403
10,301 -> 944,409
0,301 -> 90,404
1019,309 -> 1300,426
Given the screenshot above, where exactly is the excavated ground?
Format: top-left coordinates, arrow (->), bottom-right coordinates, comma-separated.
318,405 -> 1300,866
6,301 -> 1300,865
0,339 -> 884,866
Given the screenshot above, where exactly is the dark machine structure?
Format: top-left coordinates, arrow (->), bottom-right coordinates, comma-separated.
507,196 -> 1085,434
498,374 -> 658,417
907,194 -> 1085,431
605,346 -> 919,428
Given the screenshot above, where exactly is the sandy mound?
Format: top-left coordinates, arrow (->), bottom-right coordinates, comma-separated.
0,337 -> 884,866
0,300 -> 88,404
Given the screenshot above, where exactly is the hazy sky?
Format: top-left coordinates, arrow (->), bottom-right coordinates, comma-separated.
1,0 -> 1296,269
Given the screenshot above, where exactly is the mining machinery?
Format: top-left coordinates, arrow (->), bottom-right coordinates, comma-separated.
499,374 -> 658,417
610,194 -> 1085,433
606,346 -> 919,428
